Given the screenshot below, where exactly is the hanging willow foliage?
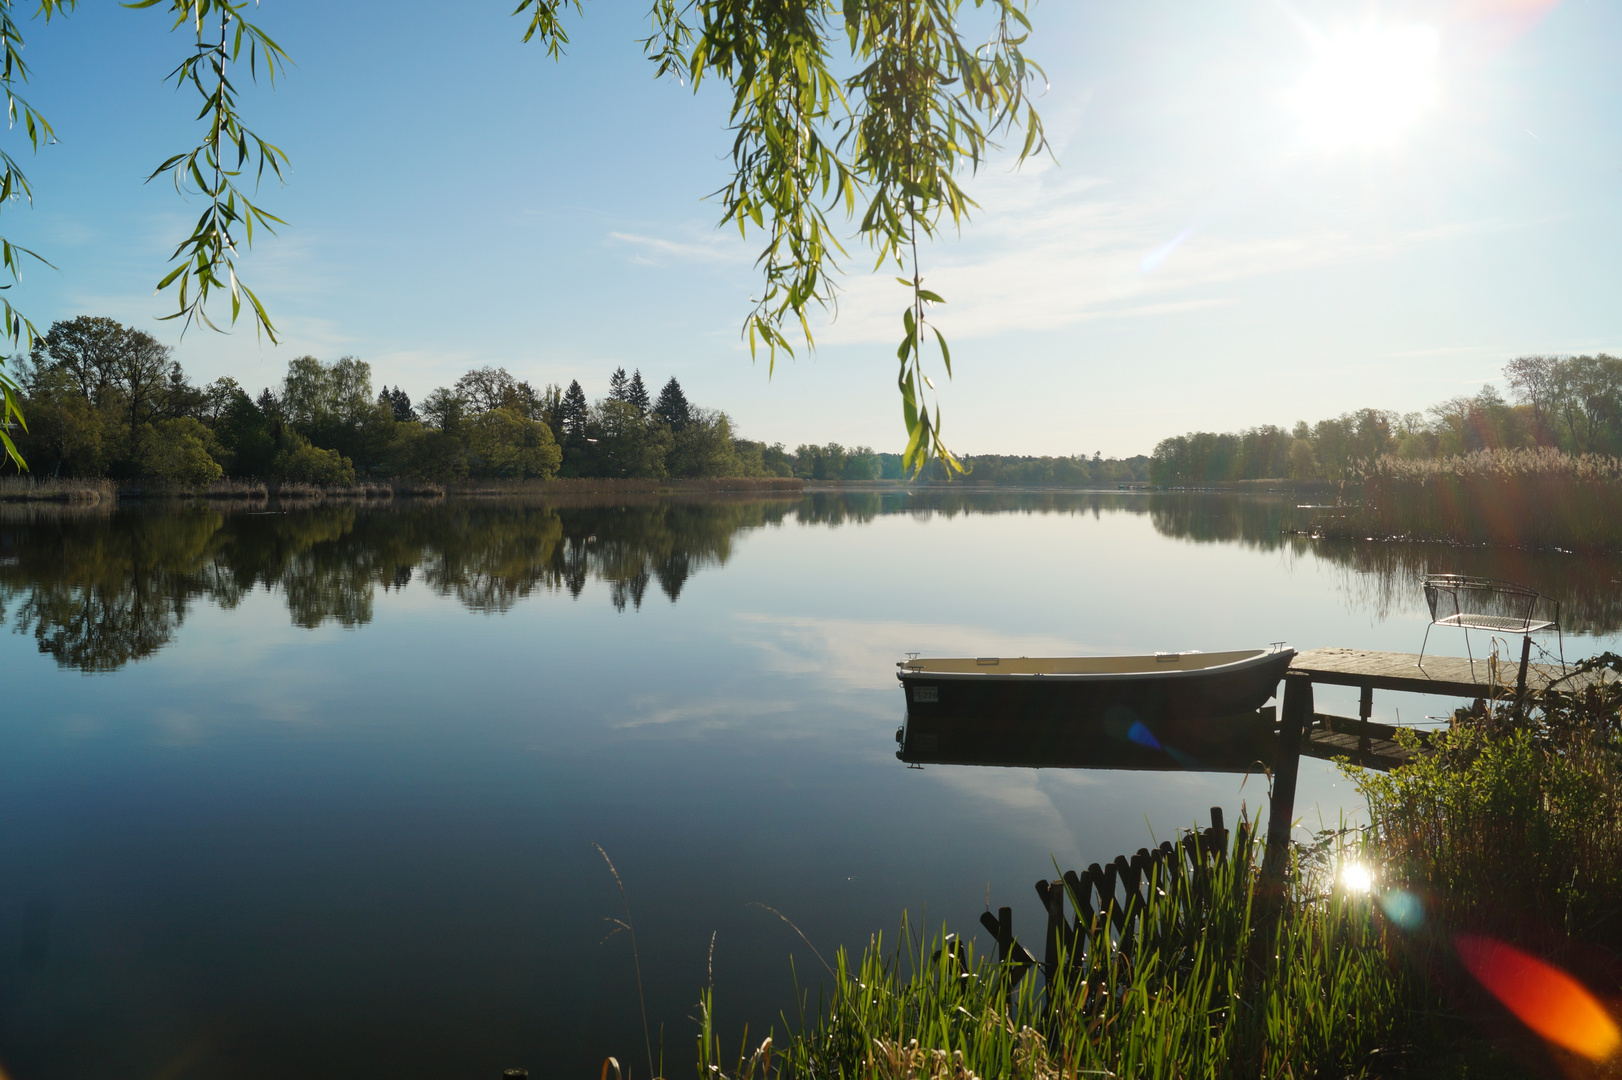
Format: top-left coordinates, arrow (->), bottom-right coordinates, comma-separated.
520,0 -> 1049,476
0,0 -> 1045,477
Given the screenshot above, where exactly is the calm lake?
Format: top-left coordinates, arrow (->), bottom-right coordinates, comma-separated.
1,491 -> 1617,1078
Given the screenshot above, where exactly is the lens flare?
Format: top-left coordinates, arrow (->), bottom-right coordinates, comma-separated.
1454,933 -> 1622,1061
1378,889 -> 1425,930
1126,721 -> 1163,750
1340,862 -> 1375,894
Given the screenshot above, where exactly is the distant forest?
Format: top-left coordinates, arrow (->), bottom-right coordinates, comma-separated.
5,316 -> 1143,487
1150,354 -> 1622,485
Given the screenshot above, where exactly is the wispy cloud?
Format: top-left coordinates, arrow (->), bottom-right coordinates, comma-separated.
608,229 -> 752,266
808,166 -> 1535,346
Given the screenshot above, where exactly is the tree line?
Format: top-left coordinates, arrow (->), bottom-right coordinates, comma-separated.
6,315 -> 1144,488
1150,353 -> 1622,485
5,316 -> 858,485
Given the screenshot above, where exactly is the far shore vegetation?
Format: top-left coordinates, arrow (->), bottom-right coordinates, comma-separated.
1150,353 -> 1622,486
3,316 -> 1149,494
11,316 -> 1622,554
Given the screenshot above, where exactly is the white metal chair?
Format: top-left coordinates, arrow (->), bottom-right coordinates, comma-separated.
1419,574 -> 1564,680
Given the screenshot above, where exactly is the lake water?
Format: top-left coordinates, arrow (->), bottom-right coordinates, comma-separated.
0,491 -> 1617,1079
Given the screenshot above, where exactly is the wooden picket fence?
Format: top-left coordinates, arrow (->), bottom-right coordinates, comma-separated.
972,807 -> 1246,994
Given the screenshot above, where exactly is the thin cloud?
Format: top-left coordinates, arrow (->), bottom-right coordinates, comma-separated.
608,229 -> 750,265
805,167 -> 1545,347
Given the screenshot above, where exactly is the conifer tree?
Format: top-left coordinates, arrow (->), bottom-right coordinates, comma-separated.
654,377 -> 691,430
627,369 -> 651,415
608,367 -> 630,403
561,379 -> 589,437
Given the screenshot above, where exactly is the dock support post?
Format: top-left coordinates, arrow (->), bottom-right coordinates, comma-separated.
1264,673 -> 1311,882
1515,634 -> 1533,712
1358,684 -> 1373,754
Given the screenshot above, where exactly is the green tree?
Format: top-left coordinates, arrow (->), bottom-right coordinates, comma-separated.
463,407 -> 563,479
668,409 -> 751,478
654,376 -> 691,430
456,366 -> 520,413
271,432 -> 356,486
1288,438 -> 1317,480
561,380 -> 588,439
134,416 -> 225,487
627,369 -> 650,416
420,386 -> 467,434
587,398 -> 672,479
215,387 -> 275,475
387,423 -> 468,482
379,386 -> 418,423
16,363 -> 105,476
843,445 -> 881,480
30,316 -> 123,404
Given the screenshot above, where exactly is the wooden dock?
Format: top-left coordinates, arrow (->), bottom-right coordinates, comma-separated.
1289,646 -> 1595,699
1281,647 -> 1611,773
1262,646 -> 1609,877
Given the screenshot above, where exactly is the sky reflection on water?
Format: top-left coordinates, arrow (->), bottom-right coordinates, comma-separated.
0,492 -> 1617,1078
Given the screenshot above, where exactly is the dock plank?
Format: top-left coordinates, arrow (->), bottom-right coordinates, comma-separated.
1301,729 -> 1411,772
1289,647 -> 1600,699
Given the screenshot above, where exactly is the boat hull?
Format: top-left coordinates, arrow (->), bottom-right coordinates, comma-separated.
896,648 -> 1294,767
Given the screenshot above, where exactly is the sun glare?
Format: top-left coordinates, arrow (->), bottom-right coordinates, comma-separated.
1293,23 -> 1439,148
1340,862 -> 1375,894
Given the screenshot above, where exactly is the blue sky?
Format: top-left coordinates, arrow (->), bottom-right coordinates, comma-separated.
7,0 -> 1620,455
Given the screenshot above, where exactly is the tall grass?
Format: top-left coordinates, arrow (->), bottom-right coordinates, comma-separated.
701,821 -> 1425,1079
1358,655 -> 1622,959
1360,448 -> 1622,549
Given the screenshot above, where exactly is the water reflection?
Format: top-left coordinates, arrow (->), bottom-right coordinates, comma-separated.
1139,493 -> 1622,635
2,491 -> 1619,673
897,708 -> 1278,772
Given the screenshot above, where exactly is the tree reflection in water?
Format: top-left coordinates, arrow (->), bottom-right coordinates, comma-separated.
1144,492 -> 1622,636
1,491 -> 1617,673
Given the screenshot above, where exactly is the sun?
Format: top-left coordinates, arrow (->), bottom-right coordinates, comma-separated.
1292,23 -> 1440,148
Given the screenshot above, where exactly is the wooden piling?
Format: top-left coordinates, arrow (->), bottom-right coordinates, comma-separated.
1357,685 -> 1374,753
1264,673 -> 1311,881
1516,634 -> 1533,709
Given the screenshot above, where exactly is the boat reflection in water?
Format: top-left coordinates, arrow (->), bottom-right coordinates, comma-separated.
894,647 -> 1293,773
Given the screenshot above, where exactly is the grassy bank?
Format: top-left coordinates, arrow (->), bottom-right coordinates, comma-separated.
698,823 -> 1457,1080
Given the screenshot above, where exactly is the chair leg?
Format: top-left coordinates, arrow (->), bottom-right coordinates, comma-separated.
1418,624 -> 1432,669
1464,628 -> 1474,681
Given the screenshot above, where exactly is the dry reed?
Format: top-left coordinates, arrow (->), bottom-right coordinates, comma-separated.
1359,448 -> 1622,549
0,476 -> 115,503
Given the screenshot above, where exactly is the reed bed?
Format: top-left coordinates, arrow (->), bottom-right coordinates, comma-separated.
1359,448 -> 1622,549
449,477 -> 803,496
0,475 -> 115,503
198,478 -> 270,499
701,822 -> 1436,1080
265,480 -> 396,500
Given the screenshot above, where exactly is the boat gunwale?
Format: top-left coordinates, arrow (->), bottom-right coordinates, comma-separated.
895,648 -> 1294,683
